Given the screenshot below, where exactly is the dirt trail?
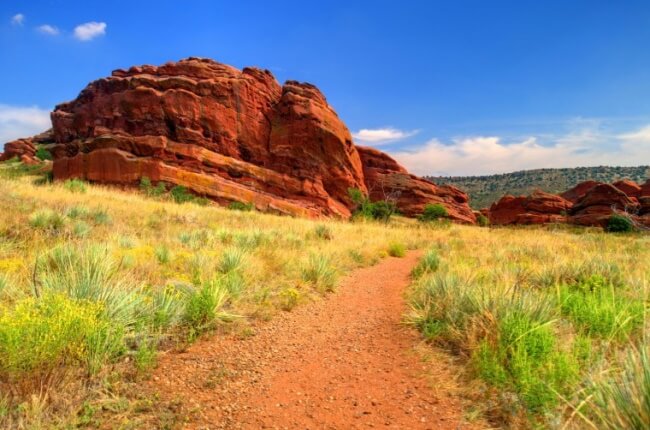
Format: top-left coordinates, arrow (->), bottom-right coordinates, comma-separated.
148,251 -> 482,429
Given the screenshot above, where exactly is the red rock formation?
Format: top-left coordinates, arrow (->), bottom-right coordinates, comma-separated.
560,180 -> 603,204
356,146 -> 476,223
48,58 -> 369,218
0,130 -> 54,164
640,179 -> 650,197
612,180 -> 642,199
488,190 -> 571,225
569,184 -> 639,227
8,57 -> 473,221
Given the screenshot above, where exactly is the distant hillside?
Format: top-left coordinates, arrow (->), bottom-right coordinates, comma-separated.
427,166 -> 650,209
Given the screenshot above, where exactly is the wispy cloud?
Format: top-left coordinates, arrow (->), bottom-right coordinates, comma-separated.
73,21 -> 106,41
390,123 -> 650,176
11,13 -> 24,26
37,24 -> 60,36
352,127 -> 419,145
0,105 -> 51,146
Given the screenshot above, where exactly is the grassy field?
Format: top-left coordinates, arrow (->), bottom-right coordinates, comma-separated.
0,160 -> 648,429
408,225 -> 649,428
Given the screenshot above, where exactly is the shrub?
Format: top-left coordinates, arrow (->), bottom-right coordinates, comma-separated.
606,214 -> 634,233
301,254 -> 337,292
139,177 -> 166,198
35,146 -> 52,161
228,201 -> 254,211
63,178 -> 87,193
388,242 -> 406,257
29,209 -> 65,231
279,288 -> 300,311
314,224 -> 333,240
370,201 -> 397,222
419,204 -> 448,221
477,214 -> 489,227
0,294 -> 111,377
348,188 -> 397,222
170,186 -> 194,204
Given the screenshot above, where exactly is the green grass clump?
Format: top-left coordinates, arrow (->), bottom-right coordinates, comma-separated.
35,146 -> 52,161
154,245 -> 171,265
73,221 -> 92,238
218,248 -> 246,274
585,346 -> 650,429
139,177 -> 166,198
301,254 -> 338,292
314,224 -> 333,240
558,275 -> 644,340
29,209 -> 65,231
184,280 -> 236,336
387,242 -> 406,257
63,178 -> 88,193
228,201 -> 254,211
411,249 -> 440,278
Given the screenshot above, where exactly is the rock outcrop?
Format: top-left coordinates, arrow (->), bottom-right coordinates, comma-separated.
488,180 -> 649,228
0,130 -> 53,164
357,146 -> 475,223
488,191 -> 570,225
8,57 -> 474,221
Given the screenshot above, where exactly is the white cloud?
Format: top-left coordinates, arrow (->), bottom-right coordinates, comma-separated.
0,105 -> 51,147
73,21 -> 106,41
37,24 -> 60,36
390,124 -> 650,176
11,13 -> 24,26
352,127 -> 419,145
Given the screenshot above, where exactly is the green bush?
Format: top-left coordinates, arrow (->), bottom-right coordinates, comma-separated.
228,201 -> 254,211
419,203 -> 448,221
348,188 -> 396,222
170,186 -> 194,204
63,178 -> 88,193
477,214 -> 489,227
606,214 -> 634,233
139,177 -> 166,198
35,146 -> 52,161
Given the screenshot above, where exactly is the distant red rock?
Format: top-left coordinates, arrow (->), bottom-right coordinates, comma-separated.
488,190 -> 571,225
7,57 -> 474,222
640,179 -> 650,197
560,180 -> 603,203
357,146 -> 475,223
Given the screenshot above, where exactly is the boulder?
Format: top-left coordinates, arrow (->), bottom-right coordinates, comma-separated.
569,184 -> 639,227
488,191 -> 571,225
357,146 -> 476,223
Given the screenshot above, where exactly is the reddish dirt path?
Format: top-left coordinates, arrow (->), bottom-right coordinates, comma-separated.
148,251 -> 482,429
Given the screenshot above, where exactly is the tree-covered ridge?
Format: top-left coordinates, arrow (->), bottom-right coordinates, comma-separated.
427,165 -> 650,209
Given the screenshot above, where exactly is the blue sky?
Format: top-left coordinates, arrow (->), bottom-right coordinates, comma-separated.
2,1 -> 650,175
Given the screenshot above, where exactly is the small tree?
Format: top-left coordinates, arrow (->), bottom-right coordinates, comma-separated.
420,203 -> 448,222
606,214 -> 634,233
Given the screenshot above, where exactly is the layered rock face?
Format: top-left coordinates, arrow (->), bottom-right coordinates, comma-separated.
488,180 -> 649,228
12,57 -> 474,221
357,146 -> 475,223
488,191 -> 570,225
